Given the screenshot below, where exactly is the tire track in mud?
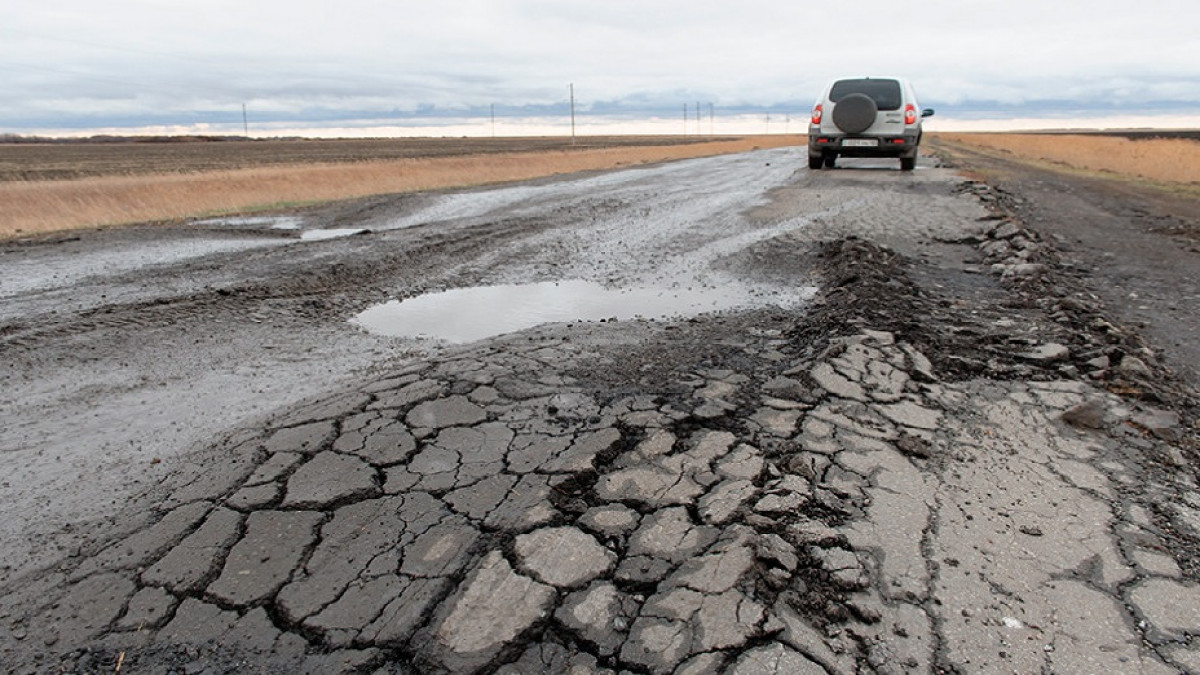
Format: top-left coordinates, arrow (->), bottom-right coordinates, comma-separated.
2,149 -> 805,355
0,215 -> 565,353
4,152 -> 805,353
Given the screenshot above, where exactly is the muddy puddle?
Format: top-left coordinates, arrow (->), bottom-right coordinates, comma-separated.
194,215 -> 305,230
352,279 -> 815,343
300,228 -> 371,241
193,215 -> 373,241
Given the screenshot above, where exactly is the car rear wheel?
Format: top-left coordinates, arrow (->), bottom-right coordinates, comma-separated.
808,155 -> 823,170
900,156 -> 916,171
823,154 -> 837,168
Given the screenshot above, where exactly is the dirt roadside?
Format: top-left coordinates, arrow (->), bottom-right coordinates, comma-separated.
929,136 -> 1200,383
1,147 -> 1199,673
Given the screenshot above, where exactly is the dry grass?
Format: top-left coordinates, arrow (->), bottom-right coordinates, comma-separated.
0,136 -> 752,181
934,132 -> 1200,185
0,136 -> 801,238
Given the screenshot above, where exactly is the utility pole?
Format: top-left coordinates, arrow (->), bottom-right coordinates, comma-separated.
683,103 -> 688,135
242,103 -> 248,137
569,84 -> 576,145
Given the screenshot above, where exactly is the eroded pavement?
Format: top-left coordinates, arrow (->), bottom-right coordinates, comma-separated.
3,160 -> 1200,674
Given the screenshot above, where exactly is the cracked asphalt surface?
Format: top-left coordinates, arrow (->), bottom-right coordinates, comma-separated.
1,146 -> 1199,673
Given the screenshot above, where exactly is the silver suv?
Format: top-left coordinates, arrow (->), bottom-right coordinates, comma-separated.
808,77 -> 934,171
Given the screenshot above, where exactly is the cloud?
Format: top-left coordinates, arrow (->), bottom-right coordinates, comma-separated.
2,0 -> 1198,131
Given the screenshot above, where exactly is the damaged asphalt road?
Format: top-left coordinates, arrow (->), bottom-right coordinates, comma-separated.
1,148 -> 1199,673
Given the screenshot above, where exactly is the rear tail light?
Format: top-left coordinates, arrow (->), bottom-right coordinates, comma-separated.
904,104 -> 917,125
811,104 -> 823,125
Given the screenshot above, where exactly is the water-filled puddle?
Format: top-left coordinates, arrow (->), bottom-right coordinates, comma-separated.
192,215 -> 369,241
194,215 -> 304,230
300,228 -> 371,241
352,279 -> 814,343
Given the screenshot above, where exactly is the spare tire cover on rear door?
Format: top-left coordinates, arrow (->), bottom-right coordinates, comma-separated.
831,93 -> 877,134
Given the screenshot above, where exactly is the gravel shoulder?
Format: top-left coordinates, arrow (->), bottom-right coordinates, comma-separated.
1,147 -> 1198,673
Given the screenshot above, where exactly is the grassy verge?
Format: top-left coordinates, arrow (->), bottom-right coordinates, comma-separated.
930,132 -> 1200,191
0,135 -> 801,239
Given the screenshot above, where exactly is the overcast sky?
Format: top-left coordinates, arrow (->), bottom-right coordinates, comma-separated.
3,0 -> 1199,133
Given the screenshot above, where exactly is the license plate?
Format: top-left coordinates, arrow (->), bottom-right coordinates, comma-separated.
842,139 -> 878,147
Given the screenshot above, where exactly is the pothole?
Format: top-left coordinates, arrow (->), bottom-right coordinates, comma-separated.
299,228 -> 371,241
351,279 -> 816,343
194,215 -> 305,230
192,216 -> 372,241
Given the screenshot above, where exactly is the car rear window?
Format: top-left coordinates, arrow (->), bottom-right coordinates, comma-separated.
829,79 -> 903,111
